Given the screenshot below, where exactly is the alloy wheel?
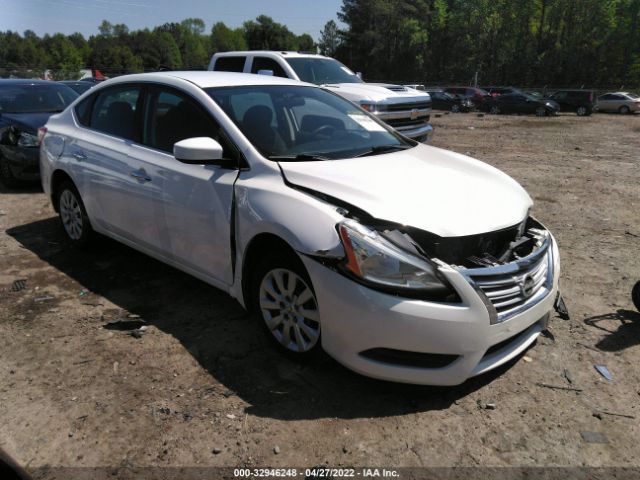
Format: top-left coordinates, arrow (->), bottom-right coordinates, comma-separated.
258,268 -> 320,353
451,104 -> 460,113
60,189 -> 83,240
536,107 -> 546,117
577,106 -> 587,116
619,106 -> 630,114
490,106 -> 500,114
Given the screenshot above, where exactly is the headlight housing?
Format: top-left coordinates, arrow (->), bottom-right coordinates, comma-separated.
17,131 -> 39,147
337,220 -> 454,298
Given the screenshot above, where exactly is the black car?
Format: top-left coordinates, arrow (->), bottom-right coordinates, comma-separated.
58,80 -> 94,95
426,90 -> 474,112
0,80 -> 78,187
545,89 -> 596,116
480,92 -> 560,116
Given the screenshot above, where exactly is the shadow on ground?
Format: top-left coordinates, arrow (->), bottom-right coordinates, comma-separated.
584,309 -> 640,352
7,217 -> 519,421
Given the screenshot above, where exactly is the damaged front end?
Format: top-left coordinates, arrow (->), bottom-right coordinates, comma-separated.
326,210 -> 564,323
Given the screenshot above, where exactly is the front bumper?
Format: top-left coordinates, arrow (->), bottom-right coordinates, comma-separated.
0,145 -> 40,181
302,237 -> 560,385
392,122 -> 434,142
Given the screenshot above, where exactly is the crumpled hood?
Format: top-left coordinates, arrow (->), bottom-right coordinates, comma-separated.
0,112 -> 54,133
280,145 -> 532,237
323,82 -> 431,104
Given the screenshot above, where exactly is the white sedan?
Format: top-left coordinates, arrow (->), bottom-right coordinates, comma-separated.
40,71 -> 561,385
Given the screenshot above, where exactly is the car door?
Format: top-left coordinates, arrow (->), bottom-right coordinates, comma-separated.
135,85 -> 239,286
72,84 -> 164,251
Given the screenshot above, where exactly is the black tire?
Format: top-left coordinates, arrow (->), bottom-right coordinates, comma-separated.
632,281 -> 640,311
250,250 -> 323,360
619,105 -> 630,115
535,106 -> 547,117
56,180 -> 94,248
451,104 -> 460,113
0,155 -> 19,188
576,106 -> 591,116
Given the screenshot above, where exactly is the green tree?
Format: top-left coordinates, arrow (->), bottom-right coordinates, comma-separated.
211,22 -> 248,52
318,20 -> 341,56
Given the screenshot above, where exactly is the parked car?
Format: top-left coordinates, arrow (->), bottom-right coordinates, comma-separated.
41,71 -> 562,386
208,51 -> 433,142
545,89 -> 596,116
443,86 -> 491,107
482,86 -> 522,97
596,92 -> 640,114
426,89 -> 474,112
0,79 -> 77,187
481,92 -> 560,116
58,80 -> 95,95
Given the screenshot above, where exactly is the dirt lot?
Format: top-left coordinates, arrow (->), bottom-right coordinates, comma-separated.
1,112 -> 639,479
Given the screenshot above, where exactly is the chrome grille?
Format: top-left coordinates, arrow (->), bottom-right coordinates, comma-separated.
461,232 -> 553,324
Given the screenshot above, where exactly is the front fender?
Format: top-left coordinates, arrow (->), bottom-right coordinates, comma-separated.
232,171 -> 345,304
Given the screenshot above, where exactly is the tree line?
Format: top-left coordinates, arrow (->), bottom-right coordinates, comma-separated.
0,16 -> 315,80
329,0 -> 640,87
1,0 -> 639,88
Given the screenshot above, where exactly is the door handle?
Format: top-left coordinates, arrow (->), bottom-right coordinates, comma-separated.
130,169 -> 152,183
72,151 -> 87,162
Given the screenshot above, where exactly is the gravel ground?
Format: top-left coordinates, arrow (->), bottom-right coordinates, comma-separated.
0,112 -> 639,479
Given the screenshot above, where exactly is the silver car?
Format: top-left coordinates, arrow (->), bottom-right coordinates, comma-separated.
597,92 -> 640,114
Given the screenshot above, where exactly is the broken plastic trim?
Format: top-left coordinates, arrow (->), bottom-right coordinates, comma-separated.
554,293 -> 570,320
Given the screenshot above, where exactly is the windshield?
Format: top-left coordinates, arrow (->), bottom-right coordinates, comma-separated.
627,92 -> 639,99
0,83 -> 78,114
285,57 -> 362,85
206,85 -> 414,160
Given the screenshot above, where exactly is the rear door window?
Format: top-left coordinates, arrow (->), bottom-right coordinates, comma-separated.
89,86 -> 142,141
214,56 -> 247,72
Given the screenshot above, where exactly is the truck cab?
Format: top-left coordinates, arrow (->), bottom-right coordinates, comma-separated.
208,51 -> 433,142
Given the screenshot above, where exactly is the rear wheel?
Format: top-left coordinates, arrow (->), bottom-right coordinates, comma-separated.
490,105 -> 500,115
251,251 -> 322,358
619,105 -> 630,114
576,106 -> 590,116
57,181 -> 94,247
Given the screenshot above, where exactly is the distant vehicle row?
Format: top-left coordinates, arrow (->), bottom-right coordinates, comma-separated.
407,84 -> 639,116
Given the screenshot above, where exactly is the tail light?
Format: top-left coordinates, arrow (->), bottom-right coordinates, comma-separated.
37,127 -> 47,146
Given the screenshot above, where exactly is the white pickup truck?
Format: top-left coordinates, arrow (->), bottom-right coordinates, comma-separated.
208,51 -> 433,142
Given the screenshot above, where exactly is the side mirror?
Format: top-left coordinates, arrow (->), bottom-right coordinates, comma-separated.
257,69 -> 274,76
174,137 -> 225,164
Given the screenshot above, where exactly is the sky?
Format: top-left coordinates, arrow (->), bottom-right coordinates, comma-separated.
0,0 -> 344,40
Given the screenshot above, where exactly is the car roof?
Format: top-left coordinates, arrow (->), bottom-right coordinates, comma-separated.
0,79 -> 56,86
103,71 -> 312,89
214,50 -> 326,59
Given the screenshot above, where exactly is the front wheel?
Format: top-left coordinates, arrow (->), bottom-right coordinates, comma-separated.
619,105 -> 630,115
57,181 -> 94,247
535,106 -> 547,117
632,281 -> 640,311
451,104 -> 460,113
490,105 -> 500,115
0,155 -> 19,188
251,252 -> 321,358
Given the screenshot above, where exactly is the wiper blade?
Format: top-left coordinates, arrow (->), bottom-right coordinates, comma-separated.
354,144 -> 413,157
269,154 -> 331,162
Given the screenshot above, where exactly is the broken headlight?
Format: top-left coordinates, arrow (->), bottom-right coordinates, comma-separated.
17,131 -> 39,147
337,220 -> 452,296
